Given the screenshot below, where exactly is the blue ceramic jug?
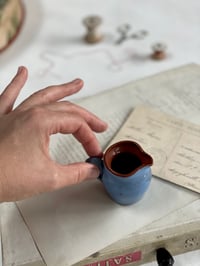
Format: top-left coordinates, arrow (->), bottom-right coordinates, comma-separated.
87,140 -> 153,205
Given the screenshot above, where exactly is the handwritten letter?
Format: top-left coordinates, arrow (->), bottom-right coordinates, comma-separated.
109,105 -> 200,193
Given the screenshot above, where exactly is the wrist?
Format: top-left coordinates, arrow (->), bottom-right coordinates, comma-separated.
0,168 -> 5,203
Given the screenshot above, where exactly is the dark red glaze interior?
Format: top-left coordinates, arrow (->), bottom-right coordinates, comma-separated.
104,140 -> 153,177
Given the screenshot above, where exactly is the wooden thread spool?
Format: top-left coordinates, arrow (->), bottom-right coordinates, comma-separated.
151,42 -> 167,60
83,15 -> 103,44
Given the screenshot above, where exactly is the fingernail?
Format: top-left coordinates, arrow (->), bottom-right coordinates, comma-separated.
88,165 -> 100,179
17,66 -> 24,74
102,121 -> 108,128
72,78 -> 83,85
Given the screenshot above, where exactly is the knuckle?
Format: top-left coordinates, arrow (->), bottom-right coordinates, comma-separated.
68,164 -> 85,185
74,168 -> 83,184
64,102 -> 79,114
26,106 -> 46,124
46,169 -> 60,190
59,100 -> 71,110
39,89 -> 50,102
48,175 -> 58,190
35,87 -> 52,103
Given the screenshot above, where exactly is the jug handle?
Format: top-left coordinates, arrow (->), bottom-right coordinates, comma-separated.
86,157 -> 104,181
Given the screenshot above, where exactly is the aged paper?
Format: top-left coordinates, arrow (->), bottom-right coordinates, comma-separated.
0,203 -> 45,266
109,105 -> 200,193
49,110 -> 129,165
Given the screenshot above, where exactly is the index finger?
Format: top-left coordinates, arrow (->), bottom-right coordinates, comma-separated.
40,110 -> 105,157
17,79 -> 83,110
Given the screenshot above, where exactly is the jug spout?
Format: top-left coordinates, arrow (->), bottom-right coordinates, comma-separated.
129,141 -> 153,169
104,140 -> 153,176
140,151 -> 153,167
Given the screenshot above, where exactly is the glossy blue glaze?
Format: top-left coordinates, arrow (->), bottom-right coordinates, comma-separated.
86,157 -> 152,205
102,164 -> 152,205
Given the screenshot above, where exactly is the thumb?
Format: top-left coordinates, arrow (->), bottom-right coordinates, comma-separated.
54,162 -> 100,189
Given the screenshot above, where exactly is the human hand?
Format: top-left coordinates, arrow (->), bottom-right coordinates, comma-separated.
0,66 -> 107,202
